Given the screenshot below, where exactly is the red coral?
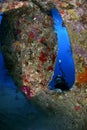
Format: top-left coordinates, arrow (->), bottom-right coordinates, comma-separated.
24,78 -> 28,83
60,10 -> 65,15
39,51 -> 47,63
22,75 -> 28,83
20,86 -> 33,99
47,66 -> 53,71
39,37 -> 46,43
29,32 -> 34,39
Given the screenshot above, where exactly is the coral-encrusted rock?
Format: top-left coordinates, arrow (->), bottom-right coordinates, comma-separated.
1,2 -> 57,94
1,0 -> 87,91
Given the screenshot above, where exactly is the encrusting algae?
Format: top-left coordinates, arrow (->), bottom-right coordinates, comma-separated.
77,67 -> 87,84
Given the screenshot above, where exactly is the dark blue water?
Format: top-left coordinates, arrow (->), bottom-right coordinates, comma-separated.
49,8 -> 75,90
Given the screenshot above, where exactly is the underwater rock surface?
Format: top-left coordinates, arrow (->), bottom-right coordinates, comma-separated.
1,3 -> 57,95
0,1 -> 87,130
